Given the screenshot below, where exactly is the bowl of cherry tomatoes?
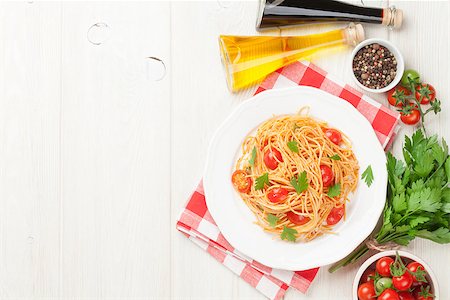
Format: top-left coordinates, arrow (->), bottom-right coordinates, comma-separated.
353,250 -> 439,300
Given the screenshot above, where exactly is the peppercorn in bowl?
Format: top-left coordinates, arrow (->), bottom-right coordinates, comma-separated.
350,38 -> 404,93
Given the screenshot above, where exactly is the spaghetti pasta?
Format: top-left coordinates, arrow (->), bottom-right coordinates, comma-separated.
231,111 -> 359,242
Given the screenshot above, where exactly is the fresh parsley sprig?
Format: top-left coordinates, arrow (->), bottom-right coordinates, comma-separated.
248,146 -> 257,167
255,173 -> 270,191
329,154 -> 341,160
281,226 -> 297,242
287,140 -> 299,153
327,183 -> 341,198
267,214 -> 279,227
330,129 -> 450,273
290,171 -> 308,194
361,165 -> 374,187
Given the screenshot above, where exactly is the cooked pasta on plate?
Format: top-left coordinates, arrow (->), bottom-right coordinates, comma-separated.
231,111 -> 359,242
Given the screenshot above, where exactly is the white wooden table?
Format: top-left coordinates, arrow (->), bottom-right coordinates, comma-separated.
0,1 -> 448,299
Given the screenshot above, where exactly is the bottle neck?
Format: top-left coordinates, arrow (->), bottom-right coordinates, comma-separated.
257,0 -> 386,29
382,6 -> 403,29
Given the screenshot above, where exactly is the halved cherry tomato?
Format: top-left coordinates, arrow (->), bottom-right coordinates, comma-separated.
400,108 -> 421,125
376,256 -> 394,277
326,206 -> 344,225
357,282 -> 376,300
231,170 -> 252,194
406,261 -> 427,283
320,165 -> 334,187
415,83 -> 436,105
387,86 -> 410,107
286,211 -> 310,225
264,148 -> 283,170
267,187 -> 289,203
323,128 -> 342,145
378,288 -> 400,300
392,271 -> 413,291
398,291 -> 414,300
361,269 -> 376,284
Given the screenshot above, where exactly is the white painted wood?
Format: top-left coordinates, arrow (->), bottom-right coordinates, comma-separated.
60,2 -> 171,298
0,1 -> 448,299
0,2 -> 61,298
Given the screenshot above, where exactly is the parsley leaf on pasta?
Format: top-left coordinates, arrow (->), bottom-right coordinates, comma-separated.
267,214 -> 279,227
255,173 -> 269,191
280,226 -> 297,242
362,165 -> 374,187
329,154 -> 341,160
248,146 -> 257,167
327,183 -> 341,198
290,171 -> 308,194
287,141 -> 299,153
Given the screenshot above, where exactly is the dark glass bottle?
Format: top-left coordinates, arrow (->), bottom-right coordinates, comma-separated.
256,0 -> 402,30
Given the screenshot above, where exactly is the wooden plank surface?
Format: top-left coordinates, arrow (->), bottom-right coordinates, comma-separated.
0,1 -> 448,299
0,2 -> 61,298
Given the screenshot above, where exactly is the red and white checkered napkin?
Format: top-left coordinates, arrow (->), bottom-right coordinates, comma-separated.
176,61 -> 400,299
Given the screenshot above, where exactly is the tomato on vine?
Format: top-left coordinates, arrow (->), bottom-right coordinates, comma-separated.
388,86 -> 410,107
415,83 -> 436,105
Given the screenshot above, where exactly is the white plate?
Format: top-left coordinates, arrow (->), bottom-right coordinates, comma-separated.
204,86 -> 387,271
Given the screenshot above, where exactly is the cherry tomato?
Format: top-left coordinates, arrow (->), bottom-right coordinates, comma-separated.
357,282 -> 376,300
320,165 -> 334,187
413,286 -> 435,300
415,83 -> 436,105
400,108 -> 421,125
397,291 -> 414,300
267,187 -> 289,203
286,211 -> 310,226
376,256 -> 394,277
323,128 -> 342,145
417,295 -> 434,300
406,261 -> 427,283
231,170 -> 252,194
326,206 -> 344,225
361,269 -> 376,284
387,86 -> 410,107
401,69 -> 420,87
264,148 -> 283,170
392,271 -> 413,291
378,288 -> 400,300
375,277 -> 393,295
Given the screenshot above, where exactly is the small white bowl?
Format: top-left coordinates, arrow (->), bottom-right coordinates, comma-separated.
350,38 -> 404,94
352,250 -> 439,299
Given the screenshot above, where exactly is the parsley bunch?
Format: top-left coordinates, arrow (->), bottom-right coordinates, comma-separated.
330,129 -> 450,272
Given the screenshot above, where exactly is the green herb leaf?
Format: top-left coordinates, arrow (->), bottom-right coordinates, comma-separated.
327,183 -> 341,198
445,156 -> 450,182
255,173 -> 269,191
410,216 -> 430,228
361,165 -> 374,187
287,140 -> 299,153
267,214 -> 279,228
392,193 -> 407,213
329,154 -> 341,160
248,146 -> 257,167
420,188 -> 442,212
417,227 -> 450,244
290,171 -> 308,194
280,226 -> 298,242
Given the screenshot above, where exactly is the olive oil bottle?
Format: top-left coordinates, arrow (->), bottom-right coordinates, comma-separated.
219,23 -> 364,92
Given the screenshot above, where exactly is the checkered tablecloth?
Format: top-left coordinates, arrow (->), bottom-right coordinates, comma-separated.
176,61 -> 400,299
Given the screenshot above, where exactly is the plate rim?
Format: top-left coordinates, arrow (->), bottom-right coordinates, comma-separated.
203,86 -> 387,270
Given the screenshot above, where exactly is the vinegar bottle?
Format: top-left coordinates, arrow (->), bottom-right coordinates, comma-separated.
256,0 -> 403,30
219,23 -> 364,92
